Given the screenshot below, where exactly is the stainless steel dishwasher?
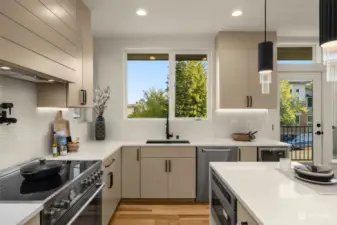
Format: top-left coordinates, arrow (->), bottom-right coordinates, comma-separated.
196,147 -> 237,202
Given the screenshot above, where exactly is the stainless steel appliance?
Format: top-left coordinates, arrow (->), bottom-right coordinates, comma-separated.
258,147 -> 288,161
211,168 -> 237,225
0,159 -> 103,225
196,147 -> 237,202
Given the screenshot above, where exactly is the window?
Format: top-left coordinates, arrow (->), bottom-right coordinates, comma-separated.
295,115 -> 300,125
126,52 -> 209,119
277,47 -> 313,64
307,97 -> 313,108
307,115 -> 313,125
127,53 -> 169,118
175,54 -> 207,118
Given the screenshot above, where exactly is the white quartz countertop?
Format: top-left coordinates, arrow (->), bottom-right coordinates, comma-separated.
46,138 -> 290,161
210,162 -> 337,225
0,203 -> 43,225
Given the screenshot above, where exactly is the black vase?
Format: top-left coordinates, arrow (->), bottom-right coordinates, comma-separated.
95,115 -> 106,141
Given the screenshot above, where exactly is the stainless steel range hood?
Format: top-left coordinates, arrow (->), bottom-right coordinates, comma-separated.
0,61 -> 67,83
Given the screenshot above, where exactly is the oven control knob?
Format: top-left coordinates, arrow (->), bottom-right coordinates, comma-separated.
45,208 -> 60,217
61,199 -> 71,208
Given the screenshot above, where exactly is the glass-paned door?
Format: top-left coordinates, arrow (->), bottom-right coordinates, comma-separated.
279,73 -> 322,164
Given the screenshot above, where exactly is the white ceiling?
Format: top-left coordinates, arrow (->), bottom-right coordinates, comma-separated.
84,0 -> 319,38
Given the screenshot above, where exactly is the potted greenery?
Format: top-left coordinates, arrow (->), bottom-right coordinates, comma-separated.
93,86 -> 111,140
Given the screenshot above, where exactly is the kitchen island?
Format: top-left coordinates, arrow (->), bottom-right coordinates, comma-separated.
210,162 -> 337,225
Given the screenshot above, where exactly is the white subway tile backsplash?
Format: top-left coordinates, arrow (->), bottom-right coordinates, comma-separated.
0,77 -> 91,169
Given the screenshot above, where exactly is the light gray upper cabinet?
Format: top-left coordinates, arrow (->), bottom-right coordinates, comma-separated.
216,31 -> 277,109
0,0 -> 77,83
37,0 -> 94,108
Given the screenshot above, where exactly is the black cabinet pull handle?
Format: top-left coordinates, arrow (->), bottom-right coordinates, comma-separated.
250,96 -> 253,107
108,172 -> 113,188
137,148 -> 140,161
238,148 -> 241,161
80,89 -> 87,105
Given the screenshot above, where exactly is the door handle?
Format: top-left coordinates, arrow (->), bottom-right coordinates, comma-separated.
250,96 -> 252,107
202,149 -> 232,152
315,131 -> 324,135
238,148 -> 241,161
108,172 -> 113,189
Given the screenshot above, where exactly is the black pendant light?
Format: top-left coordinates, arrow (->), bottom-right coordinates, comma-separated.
320,0 -> 337,46
258,0 -> 273,94
320,0 -> 337,82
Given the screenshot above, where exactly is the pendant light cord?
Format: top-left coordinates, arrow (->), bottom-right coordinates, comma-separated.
264,0 -> 267,41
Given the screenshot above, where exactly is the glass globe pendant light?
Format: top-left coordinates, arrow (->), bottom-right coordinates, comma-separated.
258,0 -> 273,94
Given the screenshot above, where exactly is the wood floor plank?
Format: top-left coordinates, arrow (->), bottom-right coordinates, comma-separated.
110,202 -> 210,225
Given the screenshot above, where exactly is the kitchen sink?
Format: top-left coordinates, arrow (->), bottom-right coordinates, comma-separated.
146,140 -> 190,144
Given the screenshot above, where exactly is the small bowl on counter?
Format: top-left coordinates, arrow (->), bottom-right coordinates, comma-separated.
67,142 -> 79,153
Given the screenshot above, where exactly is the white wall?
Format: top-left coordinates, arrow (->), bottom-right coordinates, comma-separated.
0,77 -> 91,169
94,37 -> 271,141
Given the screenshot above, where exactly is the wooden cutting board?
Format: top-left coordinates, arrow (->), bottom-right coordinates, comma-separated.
53,111 -> 71,137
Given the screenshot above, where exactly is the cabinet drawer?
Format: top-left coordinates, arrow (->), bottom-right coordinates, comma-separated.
141,147 -> 196,158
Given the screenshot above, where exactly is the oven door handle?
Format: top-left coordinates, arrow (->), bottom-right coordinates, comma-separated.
66,183 -> 105,225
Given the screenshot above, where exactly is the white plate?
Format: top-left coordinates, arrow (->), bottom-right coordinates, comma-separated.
294,174 -> 337,185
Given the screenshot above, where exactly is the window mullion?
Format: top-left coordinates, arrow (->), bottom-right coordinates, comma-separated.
168,52 -> 176,120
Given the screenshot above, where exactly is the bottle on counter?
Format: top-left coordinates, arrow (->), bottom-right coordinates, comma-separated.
52,132 -> 58,157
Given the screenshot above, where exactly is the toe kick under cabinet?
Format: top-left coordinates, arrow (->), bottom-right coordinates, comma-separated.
140,147 -> 196,199
102,149 -> 121,225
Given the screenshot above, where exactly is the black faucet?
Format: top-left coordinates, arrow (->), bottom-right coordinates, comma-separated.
166,112 -> 173,140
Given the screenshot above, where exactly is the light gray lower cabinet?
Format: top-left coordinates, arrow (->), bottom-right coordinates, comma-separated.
237,201 -> 259,225
24,214 -> 40,225
122,147 -> 141,198
102,149 -> 121,225
140,147 -> 196,199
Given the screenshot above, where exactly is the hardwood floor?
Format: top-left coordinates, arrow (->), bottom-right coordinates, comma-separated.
109,202 -> 210,225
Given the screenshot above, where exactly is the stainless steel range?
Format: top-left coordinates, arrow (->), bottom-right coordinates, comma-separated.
0,159 -> 104,225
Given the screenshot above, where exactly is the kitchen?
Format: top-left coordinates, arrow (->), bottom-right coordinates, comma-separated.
0,0 -> 336,225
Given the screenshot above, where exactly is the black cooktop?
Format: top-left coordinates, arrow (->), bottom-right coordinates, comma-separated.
0,160 -> 98,202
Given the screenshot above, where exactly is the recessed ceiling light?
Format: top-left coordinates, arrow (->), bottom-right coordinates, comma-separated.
232,10 -> 243,17
136,9 -> 147,16
149,56 -> 156,60
48,79 -> 55,82
0,66 -> 11,71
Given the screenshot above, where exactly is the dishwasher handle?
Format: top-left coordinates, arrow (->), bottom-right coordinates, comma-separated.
201,148 -> 233,152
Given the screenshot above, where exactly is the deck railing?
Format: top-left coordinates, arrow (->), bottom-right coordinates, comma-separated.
280,125 -> 313,161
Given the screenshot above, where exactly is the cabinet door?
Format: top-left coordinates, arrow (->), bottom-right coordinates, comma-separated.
239,147 -> 257,162
237,201 -> 259,225
68,0 -> 93,107
168,158 -> 196,198
122,147 -> 141,198
141,158 -> 168,198
24,214 -> 40,225
111,149 -> 121,213
218,48 -> 249,108
248,48 -> 277,109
